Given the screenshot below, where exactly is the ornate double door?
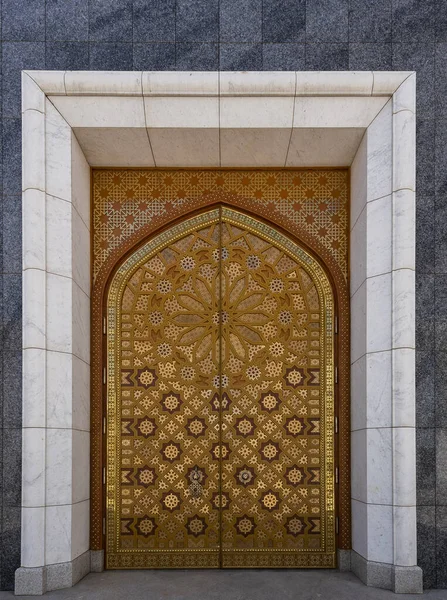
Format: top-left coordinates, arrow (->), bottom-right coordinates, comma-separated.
105,206 -> 336,569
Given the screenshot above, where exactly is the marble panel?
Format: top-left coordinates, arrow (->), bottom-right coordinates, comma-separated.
22,189 -> 45,271
286,128 -> 364,167
221,129 -> 291,168
3,195 -> 22,275
352,427 -> 393,505
2,0 -> 44,41
393,427 -> 417,506
71,500 -> 90,560
350,279 -> 366,363
133,0 -> 175,43
24,70 -> 66,95
220,0 -> 262,43
351,499 -> 368,558
3,43 -> 45,119
351,351 -> 392,431
393,189 -> 415,271
366,195 -> 392,278
219,43 -> 262,71
393,73 -> 416,113
22,428 -> 45,508
435,353 -> 447,428
143,71 -> 218,96
72,431 -> 90,504
46,351 -> 73,430
45,42 -> 89,71
70,133 -> 91,228
73,127 -> 154,168
293,97 -> 388,128
134,43 -> 176,72
393,348 -> 416,428
22,349 -> 45,428
45,428 -> 72,506
175,42 -> 217,72
416,506 -> 436,588
89,42 -> 133,70
46,0 -> 88,42
305,0 -> 349,43
21,507 -> 45,568
49,96 -> 146,129
72,205 -> 91,297
219,71 -> 295,96
3,430 -> 22,508
22,108 -> 45,192
295,71 -> 373,95
23,268 -> 46,350
176,0 -> 218,42
416,120 -> 435,198
45,504 -> 72,565
2,351 -> 22,429
45,101 -> 72,203
417,430 -> 435,504
350,204 -> 366,296
365,99 -> 392,203
436,505 -> 447,588
72,281 -> 90,365
392,43 -> 434,120
46,194 -> 72,279
276,52 -> 314,77
366,273 -> 392,354
366,503 -> 394,564
46,272 -> 72,355
371,72 -> 413,96
145,97 -> 219,129
392,1 -> 435,43
148,128 -> 219,167
350,132 -> 367,227
88,0 -> 132,42
263,0 -> 305,42
65,71 -> 141,96
393,109 -> 416,192
394,506 -> 418,566
351,429 -> 367,503
72,355 -> 90,433
349,43 -> 392,71
221,97 -> 294,129
393,269 -> 416,349
415,190 -> 434,284
3,117 -> 22,197
21,72 -> 45,114
436,428 -> 447,502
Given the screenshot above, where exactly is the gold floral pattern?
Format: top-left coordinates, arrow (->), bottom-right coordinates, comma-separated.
106,207 -> 335,569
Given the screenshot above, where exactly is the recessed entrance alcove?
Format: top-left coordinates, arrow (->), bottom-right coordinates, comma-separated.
18,70 -> 418,595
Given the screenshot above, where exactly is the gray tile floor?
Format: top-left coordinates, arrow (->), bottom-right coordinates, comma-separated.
1,571 -> 447,600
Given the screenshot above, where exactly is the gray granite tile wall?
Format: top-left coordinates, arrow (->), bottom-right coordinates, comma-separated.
0,0 -> 445,590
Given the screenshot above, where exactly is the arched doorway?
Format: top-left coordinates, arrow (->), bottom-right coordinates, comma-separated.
104,206 -> 336,569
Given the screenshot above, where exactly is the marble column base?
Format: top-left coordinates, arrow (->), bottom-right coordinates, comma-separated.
350,550 -> 423,594
90,549 -> 104,573
15,551 -> 90,596
337,549 -> 351,572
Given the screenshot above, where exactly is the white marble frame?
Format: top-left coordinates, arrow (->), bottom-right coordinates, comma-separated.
18,70 -> 418,595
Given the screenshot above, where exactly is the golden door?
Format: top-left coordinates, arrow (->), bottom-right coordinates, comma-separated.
105,206 -> 335,569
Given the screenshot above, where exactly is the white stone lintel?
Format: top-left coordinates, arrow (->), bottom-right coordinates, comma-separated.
24,69 -> 414,98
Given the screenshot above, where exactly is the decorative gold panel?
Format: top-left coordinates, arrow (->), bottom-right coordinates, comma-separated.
106,207 -> 335,569
92,169 -> 348,284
